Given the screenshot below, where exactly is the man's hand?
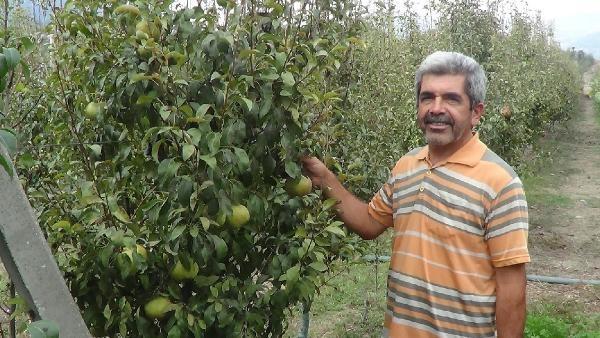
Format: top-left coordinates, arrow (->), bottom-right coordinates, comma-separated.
300,156 -> 333,190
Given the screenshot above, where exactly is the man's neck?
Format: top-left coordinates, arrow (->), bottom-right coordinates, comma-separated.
427,134 -> 474,166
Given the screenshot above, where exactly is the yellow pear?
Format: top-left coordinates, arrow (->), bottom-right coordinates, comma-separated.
144,297 -> 173,320
84,102 -> 104,118
170,260 -> 199,281
114,4 -> 140,17
228,204 -> 250,228
286,176 -> 313,196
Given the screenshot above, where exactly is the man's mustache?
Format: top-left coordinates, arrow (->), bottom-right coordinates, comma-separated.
424,113 -> 453,125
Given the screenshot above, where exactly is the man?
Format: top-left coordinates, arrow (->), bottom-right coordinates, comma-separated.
302,51 -> 530,337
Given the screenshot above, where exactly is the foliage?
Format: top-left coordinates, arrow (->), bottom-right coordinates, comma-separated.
0,0 -> 40,176
12,0 -> 365,336
0,46 -> 20,175
591,72 -> 600,113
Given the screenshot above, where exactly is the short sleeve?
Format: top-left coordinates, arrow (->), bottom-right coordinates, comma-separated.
485,177 -> 531,268
368,177 -> 394,228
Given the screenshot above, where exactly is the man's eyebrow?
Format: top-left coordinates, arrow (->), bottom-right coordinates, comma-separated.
443,92 -> 463,100
419,91 -> 463,99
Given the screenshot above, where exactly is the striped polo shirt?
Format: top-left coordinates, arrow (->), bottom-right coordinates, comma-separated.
368,133 -> 530,338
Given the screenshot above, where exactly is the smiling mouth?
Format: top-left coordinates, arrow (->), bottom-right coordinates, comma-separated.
425,122 -> 452,131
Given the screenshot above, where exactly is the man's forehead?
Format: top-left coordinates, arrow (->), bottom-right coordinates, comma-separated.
420,73 -> 467,93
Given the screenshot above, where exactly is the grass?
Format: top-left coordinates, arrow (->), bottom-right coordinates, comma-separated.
526,300 -> 600,338
285,261 -> 389,338
520,127 -> 575,209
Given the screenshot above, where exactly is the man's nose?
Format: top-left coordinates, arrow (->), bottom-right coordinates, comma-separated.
430,97 -> 444,113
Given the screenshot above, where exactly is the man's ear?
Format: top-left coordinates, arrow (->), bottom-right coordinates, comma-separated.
472,102 -> 485,125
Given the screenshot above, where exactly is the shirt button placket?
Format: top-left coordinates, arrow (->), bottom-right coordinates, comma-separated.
420,169 -> 431,193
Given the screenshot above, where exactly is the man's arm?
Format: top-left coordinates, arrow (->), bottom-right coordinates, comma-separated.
495,263 -> 527,338
301,157 -> 387,240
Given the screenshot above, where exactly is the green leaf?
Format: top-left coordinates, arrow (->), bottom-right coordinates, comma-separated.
281,72 -> 295,87
260,70 -> 279,81
182,144 -> 195,161
0,128 -> 18,156
159,106 -> 172,120
100,245 -> 113,268
322,91 -> 341,102
168,326 -> 182,338
280,265 -> 300,283
196,104 -> 212,117
315,50 -> 328,57
108,196 -> 131,223
284,161 -> 301,178
0,54 -> 7,78
19,37 -> 35,53
136,92 -> 157,106
80,181 -> 103,206
190,225 -> 199,238
240,97 -> 253,112
51,220 -> 71,231
196,275 -> 219,287
200,217 -> 211,231
199,155 -> 217,169
158,159 -> 181,185
207,132 -> 221,154
233,147 -> 250,171
324,223 -> 346,237
27,320 -> 59,338
19,61 -> 31,80
210,235 -> 228,260
0,155 -> 13,177
18,152 -> 34,169
322,198 -> 338,211
2,47 -> 20,69
178,179 -> 194,207
308,261 -> 327,272
103,304 -> 112,320
170,225 -> 186,241
87,144 -> 102,158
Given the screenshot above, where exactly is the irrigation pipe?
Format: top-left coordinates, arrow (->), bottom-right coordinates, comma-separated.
297,255 -> 600,338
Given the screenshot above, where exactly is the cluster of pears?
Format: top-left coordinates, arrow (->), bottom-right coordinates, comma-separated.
227,175 -> 312,230
143,259 -> 199,319
130,176 -> 312,320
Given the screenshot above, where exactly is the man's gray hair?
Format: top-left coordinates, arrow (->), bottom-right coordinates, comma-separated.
415,51 -> 487,108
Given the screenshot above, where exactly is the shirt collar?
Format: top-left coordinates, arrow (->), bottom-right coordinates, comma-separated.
416,133 -> 487,167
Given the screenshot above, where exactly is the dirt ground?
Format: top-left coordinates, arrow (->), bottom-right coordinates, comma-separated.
526,66 -> 600,313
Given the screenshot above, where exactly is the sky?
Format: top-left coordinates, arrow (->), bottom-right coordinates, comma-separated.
524,0 -> 600,47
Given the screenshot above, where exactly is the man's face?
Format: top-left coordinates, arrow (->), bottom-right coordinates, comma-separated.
417,74 -> 483,149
